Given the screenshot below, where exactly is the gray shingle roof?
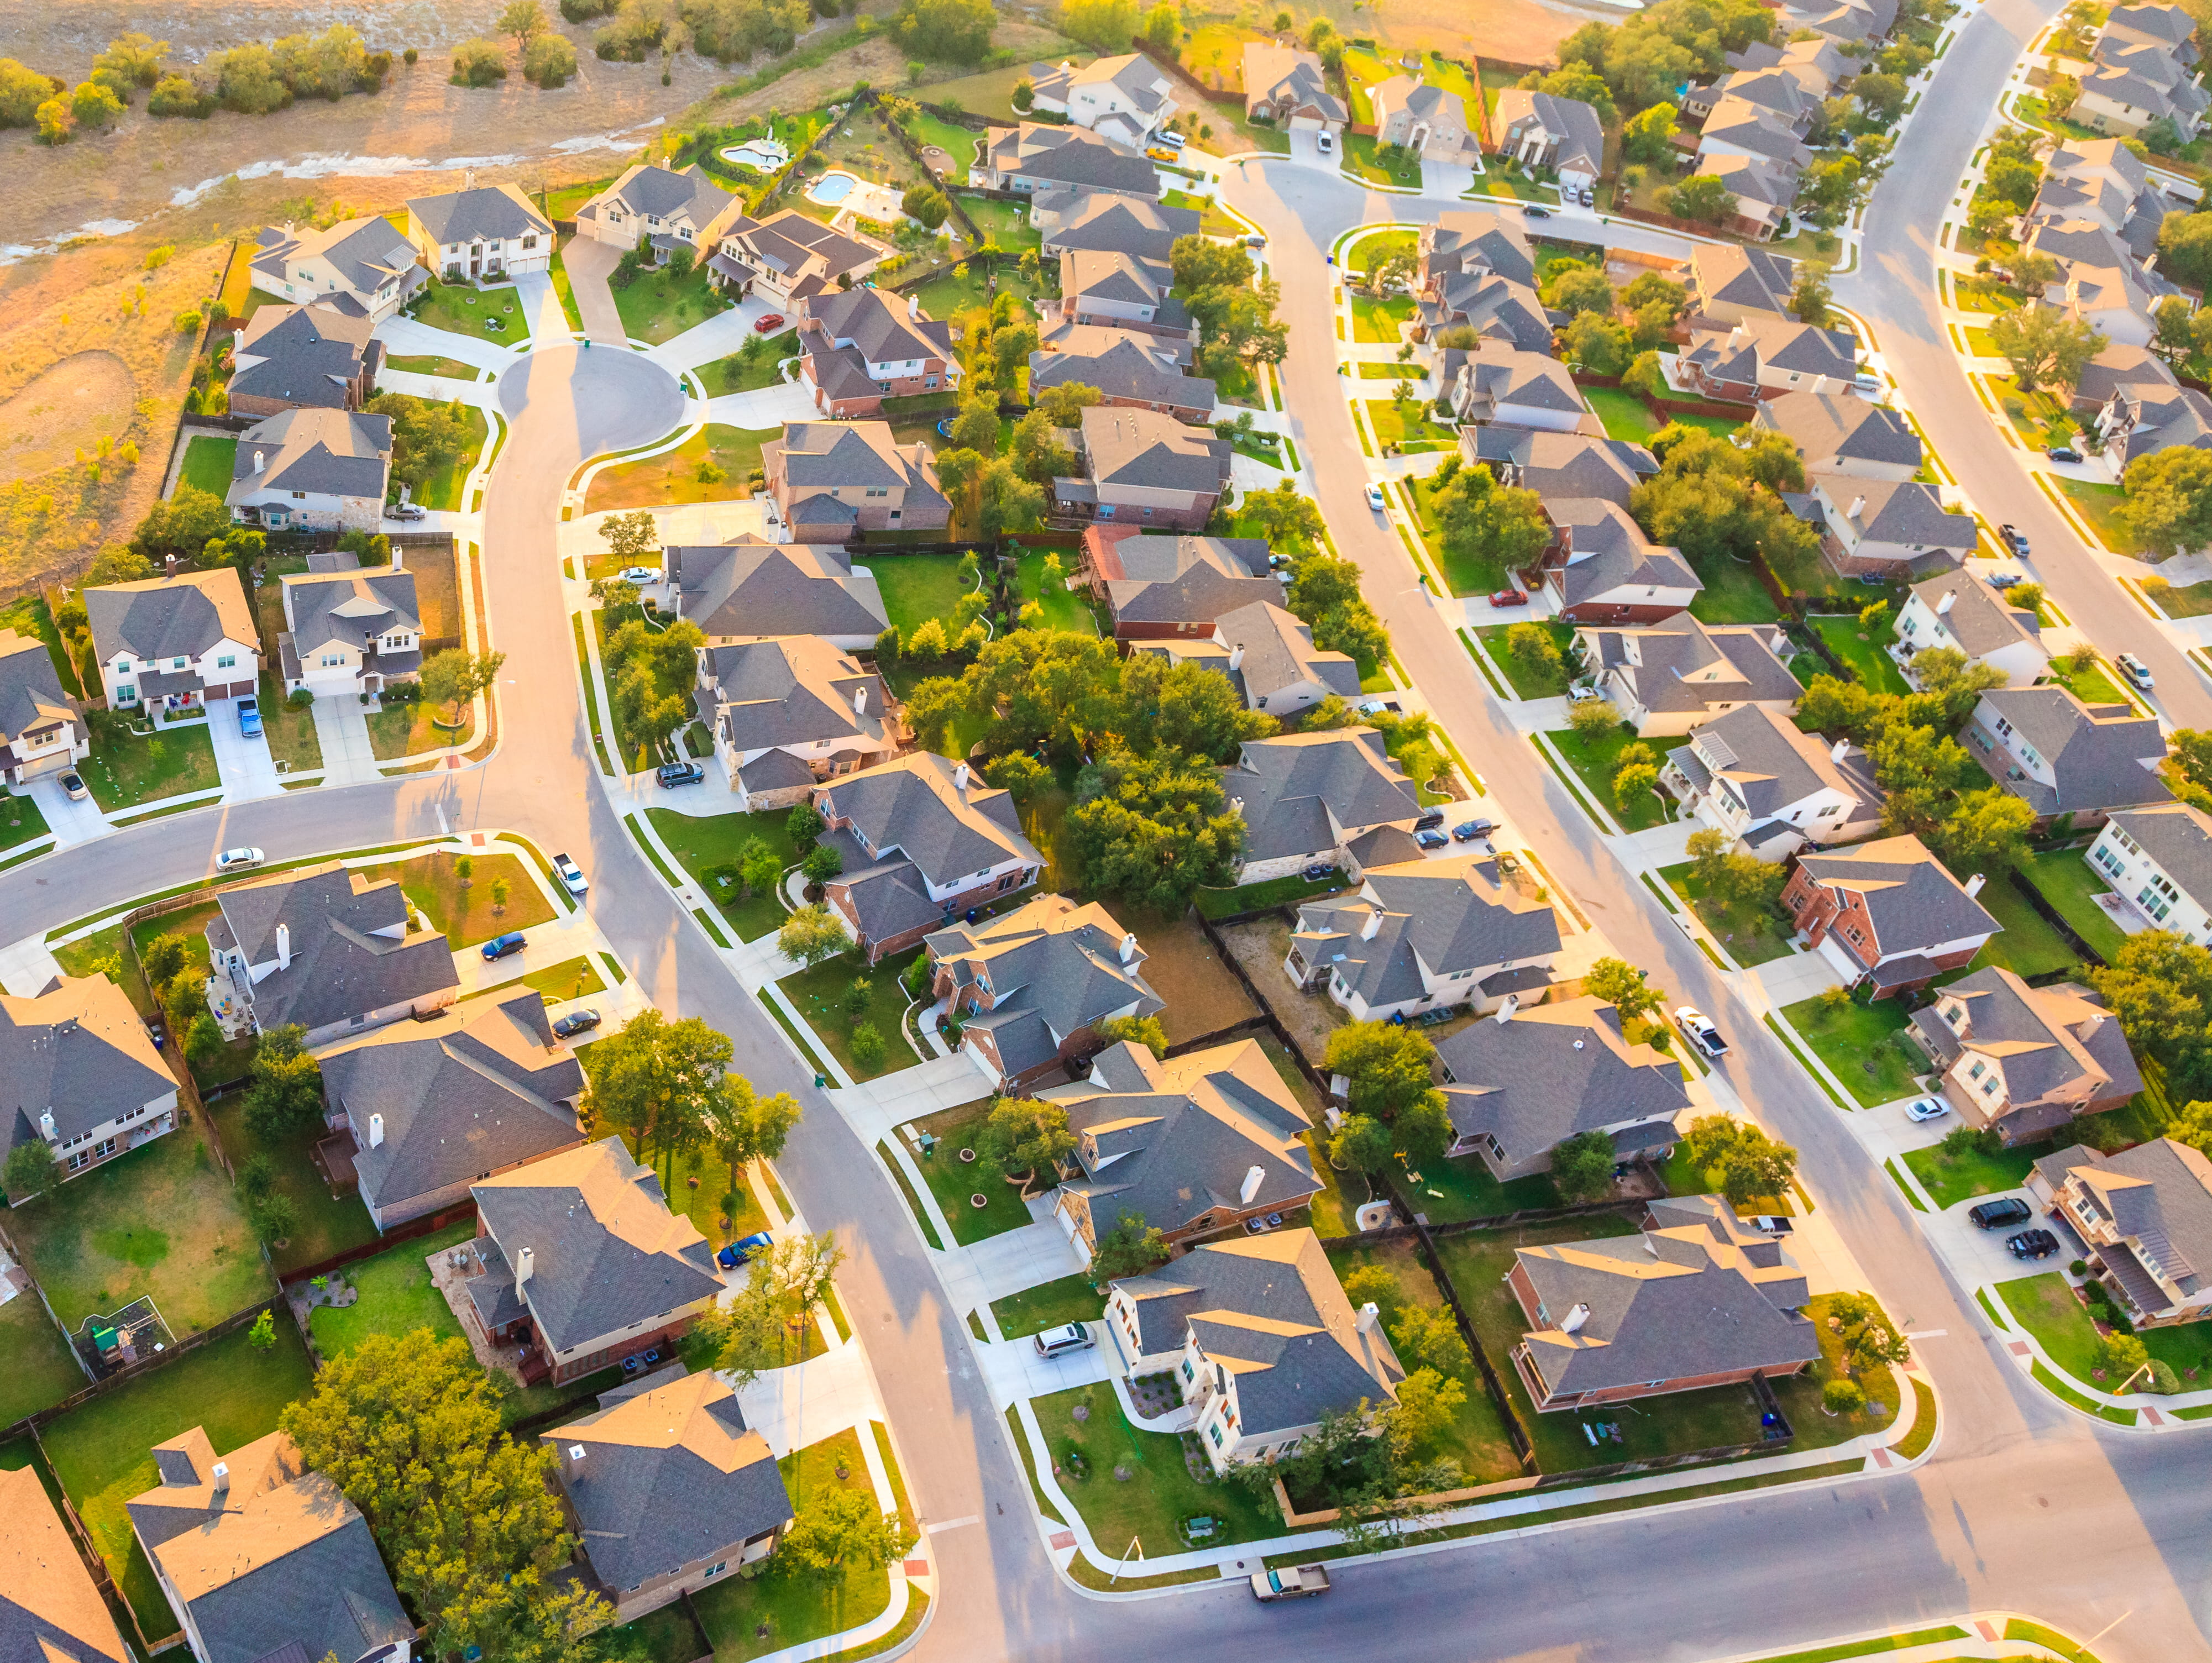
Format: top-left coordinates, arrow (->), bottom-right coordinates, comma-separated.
0,974 -> 174,1159
229,408 -> 392,502
926,895 -> 1160,1077
806,286 -> 953,368
1692,243 -> 1795,316
1552,499 -> 1701,605
250,215 -> 419,297
2109,802 -> 2212,903
1222,730 -> 1419,862
1076,406 -> 1233,494
1904,574 -> 2041,660
473,1136 -> 723,1355
2074,342 -> 2179,411
1816,474 -> 1977,550
86,568 -> 256,665
282,568 -> 418,658
208,860 -> 460,1035
406,182 -> 551,244
1582,612 -> 1797,714
705,635 -> 888,754
0,1465 -> 129,1663
1031,334 -> 1213,410
2032,1136 -> 2212,1300
1293,855 -> 1561,1011
230,303 -> 375,411
671,541 -> 889,640
1097,533 -> 1277,625
986,123 -> 1160,194
1673,702 -> 1859,820
1758,389 -> 1921,469
0,628 -> 80,756
1461,348 -> 1586,417
819,751 -> 1040,890
1037,191 -> 1200,259
1494,88 -> 1605,176
1912,967 -> 2142,1120
1425,270 -> 1554,355
1422,211 -> 1537,287
601,163 -> 736,227
1434,996 -> 1687,1168
1139,599 -> 1358,709
1794,834 -> 2000,958
1463,428 -> 1655,506
1974,685 -> 2172,815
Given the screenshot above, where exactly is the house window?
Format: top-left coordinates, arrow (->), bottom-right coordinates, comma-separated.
216,654 -> 237,669
522,234 -> 539,250
116,685 -> 137,704
172,657 -> 188,669
321,653 -> 344,667
703,1561 -> 727,1578
1181,1360 -> 1193,1381
1208,1424 -> 1224,1448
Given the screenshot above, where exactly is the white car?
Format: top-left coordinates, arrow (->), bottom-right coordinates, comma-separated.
1317,131 -> 1334,154
1674,1006 -> 1727,1058
1363,483 -> 1386,511
2116,652 -> 2154,691
1566,683 -> 1605,703
618,566 -> 661,586
217,847 -> 265,873
553,852 -> 588,896
1906,1097 -> 1951,1122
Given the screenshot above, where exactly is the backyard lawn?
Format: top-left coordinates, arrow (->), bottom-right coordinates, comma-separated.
0,1294 -> 86,1426
1401,1150 -> 1559,1226
2000,1272 -> 2212,1384
1016,550 -> 1099,634
365,697 -> 470,760
956,193 -> 1042,254
1902,1136 -> 2045,1210
610,264 -> 723,345
1809,614 -> 1911,695
1130,909 -> 1260,1046
0,590 -> 83,698
1780,993 -> 1926,1108
905,109 -> 986,179
1364,397 -> 1456,450
358,849 -> 552,946
306,1218 -> 476,1358
1349,292 -> 1417,344
12,1121 -> 273,1337
857,553 -> 973,642
206,1095 -> 379,1276
1192,870 -> 1344,919
410,279 -> 528,345
1969,872 -> 2086,980
1657,858 -> 1799,967
81,722 -> 221,813
778,949 -> 925,1081
2014,848 -> 2130,963
906,1099 -> 1035,1245
44,1314 -> 313,1641
1687,552 -> 1783,625
1032,1379 -> 1280,1551
176,434 -> 237,498
1544,724 -> 1674,833
920,56 -> 1091,119
410,403 -> 489,513
1474,621 -> 1572,697
583,425 -> 775,514
646,805 -> 800,942
990,1271 -> 1105,1338
1584,387 -> 1664,443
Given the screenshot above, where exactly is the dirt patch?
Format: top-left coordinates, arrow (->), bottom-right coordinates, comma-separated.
402,536 -> 462,648
0,351 -> 137,488
1131,914 -> 1260,1047
1215,915 -> 1344,1068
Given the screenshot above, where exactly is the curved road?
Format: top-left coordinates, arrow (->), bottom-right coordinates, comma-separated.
12,6 -> 2211,1654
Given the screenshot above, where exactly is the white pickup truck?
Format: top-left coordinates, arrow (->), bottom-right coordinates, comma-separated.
1251,1564 -> 1332,1602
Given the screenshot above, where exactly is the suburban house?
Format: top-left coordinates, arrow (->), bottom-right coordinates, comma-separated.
796,287 -> 958,418
709,211 -> 885,305
464,1136 -> 726,1384
576,163 -> 745,261
2074,2 -> 2208,139
1460,428 -> 1658,508
699,634 -> 903,806
1032,190 -> 1199,261
1442,348 -> 1589,431
87,566 -> 259,714
2028,1138 -> 2212,1328
248,215 -> 423,322
0,626 -> 86,784
1434,996 -> 1693,1179
2087,801 -> 2212,942
1679,317 -> 1858,400
0,974 -> 177,1194
1890,575 -> 2049,688
1286,856 -> 1575,1024
1369,74 -> 1472,160
1508,1195 -> 1821,1412
1104,1228 -> 1403,1471
1419,270 -> 1555,354
1420,211 -> 1537,290
1056,248 -> 1186,335
812,754 -> 1044,963
1134,599 -> 1359,718
2021,218 -> 2172,346
1078,527 -> 1280,638
1696,93 -> 1815,170
1689,149 -> 1802,240
1052,1039 -> 1322,1258
0,1462 -> 131,1663
1221,729 -> 1423,883
2073,342 -> 2179,417
206,860 -> 461,1047
279,562 -> 422,697
1804,473 -> 1977,578
1242,44 -> 1348,135
1683,59 -> 1828,128
1909,967 -> 2143,1145
1030,330 -> 1214,422
924,894 -> 1162,1091
1689,242 -> 1796,325
1052,406 -> 1234,531
1663,702 -> 1880,860
405,180 -> 554,280
979,123 -> 1161,198
228,302 -> 380,417
761,423 -> 952,541
546,1368 -> 794,1621
1537,499 -> 1703,623
316,987 -> 588,1230
2027,137 -> 2174,256
126,1429 -> 412,1663
1962,685 -> 2173,827
1574,612 -> 1800,735
1782,835 -> 2003,996
1492,88 -> 1606,192
2092,379 -> 2212,470
1754,389 -> 1922,479
668,538 -> 890,650
1029,54 -> 1178,145
226,407 -> 394,533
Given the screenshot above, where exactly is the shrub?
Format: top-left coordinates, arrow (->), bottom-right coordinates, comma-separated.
523,32 -> 578,86
450,38 -> 509,86
850,1022 -> 885,1071
1822,1377 -> 1865,1414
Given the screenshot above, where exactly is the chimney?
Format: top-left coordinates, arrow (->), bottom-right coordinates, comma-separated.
391,547 -> 405,573
516,1246 -> 534,1289
39,1110 -> 55,1141
1937,589 -> 1957,616
209,1461 -> 230,1497
915,440 -> 927,465
1356,1301 -> 1380,1334
465,168 -> 476,190
1561,1303 -> 1590,1334
853,684 -> 869,715
1830,737 -> 1850,762
164,553 -> 180,579
1810,374 -> 1828,395
1241,1164 -> 1265,1204
953,759 -> 970,793
368,1113 -> 385,1148
276,923 -> 291,970
1228,642 -> 1245,670
1494,994 -> 1519,1024
1965,873 -> 1986,898
253,448 -> 265,474
1847,494 -> 1867,522
1360,907 -> 1383,941
1119,931 -> 1138,963
1730,322 -> 1750,344
908,292 -> 921,319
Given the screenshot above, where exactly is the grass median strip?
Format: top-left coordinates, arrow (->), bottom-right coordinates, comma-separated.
878,1140 -> 943,1251
1885,1158 -> 1928,1211
1893,1378 -> 1939,1462
2031,1360 -> 2136,1425
693,906 -> 732,948
1975,1287 -> 2007,1328
1002,1407 -> 1062,1524
621,815 -> 682,886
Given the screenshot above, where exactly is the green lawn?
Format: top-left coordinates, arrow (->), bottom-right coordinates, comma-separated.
307,1218 -> 476,1357
906,1099 -> 1035,1245
616,1126 -> 770,1256
408,402 -> 489,513
206,1095 -> 379,1277
495,952 -> 609,1005
1015,550 -> 1097,634
365,697 -> 472,760
408,279 -> 528,345
0,785 -> 50,849
1688,552 -> 1784,625
2141,574 -> 2212,618
1584,386 -> 1664,443
2056,475 -> 2134,554
583,424 -> 774,515
905,109 -> 985,179
44,1314 -> 313,1642
647,805 -> 801,942
612,263 -> 725,345
2001,1272 -> 2212,1384
990,1271 -> 1105,1338
924,56 -> 1090,119
1162,187 -> 1249,238
257,669 -> 322,776
1780,993 -> 1925,1108
1363,397 -> 1456,450
1658,859 -> 1799,966
1033,1379 -> 1280,1550
1545,724 -> 1675,832
81,721 -> 220,812
1349,292 -> 1417,344
956,192 -> 1043,255
357,849 -> 553,946
176,434 -> 237,498
1476,621 -> 1572,698
1402,1151 -> 1559,1226
777,949 -> 925,1082
1902,1136 -> 2044,1210
1770,1292 -> 1905,1451
857,554 -> 973,642
382,352 -> 483,379
1969,872 -> 2085,980
2047,650 -> 2137,710
697,335 -> 797,396
1340,132 -> 1423,189
1406,474 -> 1508,596
1192,871 -> 1345,919
11,1121 -> 272,1337
2015,848 -> 2130,963
0,1293 -> 86,1426
1809,615 -> 1911,695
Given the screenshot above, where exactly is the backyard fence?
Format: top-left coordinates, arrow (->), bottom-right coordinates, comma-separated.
25,1422 -> 188,1656
2006,866 -> 2110,969
0,1297 -> 281,1442
276,1200 -> 479,1294
1133,40 -> 1249,109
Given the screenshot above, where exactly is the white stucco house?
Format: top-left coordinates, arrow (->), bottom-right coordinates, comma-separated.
405,180 -> 554,280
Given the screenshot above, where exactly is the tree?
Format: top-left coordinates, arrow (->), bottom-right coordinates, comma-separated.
1061,746 -> 1244,911
716,1079 -> 803,1198
2092,930 -> 2212,1099
585,1008 -> 738,1168
449,38 -> 509,85
0,60 -> 57,129
1540,261 -> 1615,318
1387,1367 -> 1467,1457
1795,153 -> 1865,228
1322,1022 -> 1438,1122
1144,2 -> 1179,48
1328,1113 -> 1395,1174
1987,306 -> 2106,394
800,842 -> 845,886
1666,172 -> 1737,224
248,1309 -> 277,1351
1823,1377 -> 1866,1414
1683,1113 -> 1799,1206
1613,760 -> 1659,810
1566,696 -> 1621,741
417,648 -> 505,723
779,903 -> 852,969
1551,1129 -> 1618,1204
900,182 -> 950,228
1389,1304 -> 1471,1379
1584,957 -> 1664,1022
249,1191 -> 298,1245
141,931 -> 192,989
1055,0 -> 1139,49
1622,99 -> 1679,162
71,79 -> 124,129
1564,311 -> 1631,376
130,485 -> 231,564
1094,1013 -> 1168,1058
2123,445 -> 2212,558
781,1486 -> 919,1582
500,0 -> 548,51
1035,381 -> 1105,427
976,1096 -> 1074,1192
185,1011 -> 226,1072
3,1139 -> 58,1204
523,30 -> 578,86
597,507 -> 660,567
1623,349 -> 1669,400
1934,786 -> 2036,874
1826,1290 -> 1910,1373
1506,622 -> 1563,678
244,1026 -> 324,1141
1089,1211 -> 1170,1280
1789,261 -> 1833,328
1243,481 -> 1326,549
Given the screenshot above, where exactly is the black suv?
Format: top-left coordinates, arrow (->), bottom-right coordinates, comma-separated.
1414,808 -> 1446,831
1968,1197 -> 2032,1230
2006,1227 -> 2062,1261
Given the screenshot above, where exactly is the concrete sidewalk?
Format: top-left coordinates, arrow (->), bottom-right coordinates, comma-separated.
730,1338 -> 883,1458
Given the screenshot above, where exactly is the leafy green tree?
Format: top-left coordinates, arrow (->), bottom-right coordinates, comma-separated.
695,1232 -> 847,1382
851,1023 -> 885,1072
976,1096 -> 1075,1190
1789,261 -> 1833,327
1933,786 -> 2036,874
597,507 -> 660,566
70,79 -> 124,129
586,1007 -> 739,1167
1564,311 -> 1631,376
248,1309 -> 277,1351
779,904 -> 852,969
449,39 -> 509,86
1550,1129 -> 1617,1204
1622,349 -> 1669,400
522,30 -> 578,86
418,648 -> 506,723
1539,261 -> 1615,317
185,1011 -> 226,1072
1584,957 -> 1664,1022
1061,746 -> 1244,910
1035,381 -> 1105,426
1053,0 -> 1139,51
1506,621 -> 1563,677
1330,1112 -> 1397,1174
800,843 -> 845,885
1322,1022 -> 1438,1121
1622,99 -> 1678,161
1682,1113 -> 1799,1205
499,0 -> 549,50
130,484 -> 231,564
1390,1304 -> 1471,1378
2092,931 -> 2212,1099
1566,696 -> 1620,741
141,931 -> 192,989
1094,1013 -> 1168,1058
1987,306 -> 2106,394
244,1026 -> 323,1141
2123,445 -> 2212,558
1666,172 -> 1737,223
1089,1211 -> 1169,1280
780,1486 -> 919,1582
1613,760 -> 1659,811
0,59 -> 55,129
3,1139 -> 59,1203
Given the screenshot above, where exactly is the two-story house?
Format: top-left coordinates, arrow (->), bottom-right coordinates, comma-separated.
708,211 -> 885,307
796,287 -> 959,418
1909,967 -> 2143,1145
2092,379 -> 2212,472
1055,247 -> 1187,337
405,179 -> 554,280
1442,348 -> 1589,431
2030,1138 -> 2212,1328
1220,730 -> 1423,884
699,634 -> 903,807
1029,329 -> 1214,422
1,974 -> 177,1195
1804,473 -> 1977,579
1419,270 -> 1554,354
1890,575 -> 2049,688
1105,1229 -> 1403,1470
205,860 -> 460,1048
1420,209 -> 1538,291
1032,191 -> 1198,263
1134,599 -> 1360,718
1538,499 -> 1703,623
1754,389 -> 1922,479
0,626 -> 86,784
1053,406 -> 1234,531
1962,685 -> 2172,828
2085,801 -> 2212,942
1078,528 -> 1279,638
1055,1037 -> 1322,1257
279,563 -> 422,697
1679,317 -> 1858,401
1369,74 -> 1472,160
1241,43 -> 1348,136
227,407 -> 394,533
86,566 -> 260,715
978,123 -> 1162,198
2075,3 -> 2208,138
924,894 -> 1162,1090
668,538 -> 890,650
1661,702 -> 1880,860
462,1137 -> 725,1384
1460,428 -> 1658,508
762,423 -> 952,542
1782,835 -> 2003,996
813,754 -> 1044,963
576,164 -> 746,263
227,301 -> 380,418
1575,612 -> 1800,736
1689,242 -> 1796,326
1492,88 -> 1606,192
1687,149 -> 1801,241
1029,53 -> 1178,146
248,215 -> 423,322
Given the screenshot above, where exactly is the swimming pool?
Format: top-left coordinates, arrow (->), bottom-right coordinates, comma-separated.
721,138 -> 790,172
807,171 -> 859,205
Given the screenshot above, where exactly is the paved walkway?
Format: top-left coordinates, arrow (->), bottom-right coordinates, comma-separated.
0,933 -> 66,997
558,234 -> 629,345
375,366 -> 499,407
310,697 -> 380,785
1752,949 -> 1845,1008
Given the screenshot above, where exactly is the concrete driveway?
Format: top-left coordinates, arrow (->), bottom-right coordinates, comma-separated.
557,234 -> 631,346
1285,128 -> 1336,171
310,696 -> 379,785
25,772 -> 107,847
974,1329 -> 1114,1408
206,697 -> 281,803
512,270 -> 572,343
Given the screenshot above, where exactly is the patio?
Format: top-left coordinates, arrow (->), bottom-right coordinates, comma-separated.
428,1234 -> 540,1387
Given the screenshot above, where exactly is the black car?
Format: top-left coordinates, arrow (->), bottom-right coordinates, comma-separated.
657,760 -> 705,788
1968,1197 -> 2032,1230
1414,808 -> 1446,831
1523,205 -> 1551,219
2006,1227 -> 2062,1260
2047,446 -> 2084,464
552,1009 -> 602,1038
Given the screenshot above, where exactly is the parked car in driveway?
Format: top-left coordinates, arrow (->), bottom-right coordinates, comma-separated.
482,931 -> 527,962
1969,1197 -> 2032,1230
553,853 -> 588,896
2047,446 -> 2083,464
1317,131 -> 1333,153
1987,570 -> 2026,589
619,566 -> 661,586
657,760 -> 705,788
717,1231 -> 774,1269
1452,818 -> 1494,842
1906,1097 -> 1950,1122
1252,1565 -> 1331,1601
386,502 -> 427,522
2006,1227 -> 2062,1260
552,1008 -> 602,1038
1033,1323 -> 1094,1357
1489,588 -> 1529,607
237,695 -> 261,737
1415,828 -> 1450,850
1743,1215 -> 1792,1235
217,847 -> 265,873
60,771 -> 87,800
753,313 -> 786,333
1414,808 -> 1445,830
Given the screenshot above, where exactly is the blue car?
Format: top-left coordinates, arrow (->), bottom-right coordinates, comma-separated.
481,931 -> 526,962
237,695 -> 261,737
1416,828 -> 1450,850
717,1231 -> 774,1269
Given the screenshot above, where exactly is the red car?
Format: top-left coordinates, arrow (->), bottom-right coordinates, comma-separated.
1489,588 -> 1529,607
753,313 -> 787,334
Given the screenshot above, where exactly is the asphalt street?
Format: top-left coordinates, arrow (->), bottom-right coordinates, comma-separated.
9,3 -> 2211,1650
